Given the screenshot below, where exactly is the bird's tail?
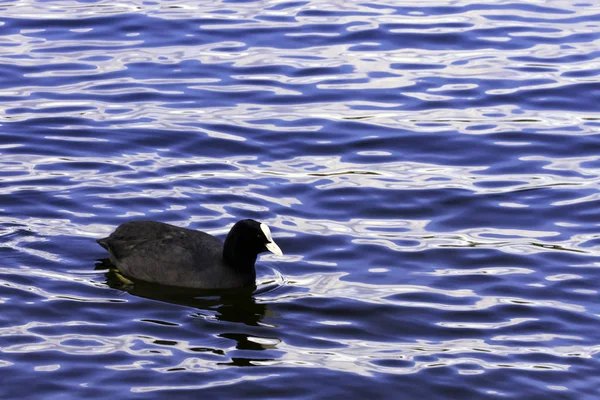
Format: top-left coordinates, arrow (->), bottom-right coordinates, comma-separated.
97,237 -> 109,250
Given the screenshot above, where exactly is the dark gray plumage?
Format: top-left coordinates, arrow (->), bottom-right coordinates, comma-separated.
97,219 -> 283,289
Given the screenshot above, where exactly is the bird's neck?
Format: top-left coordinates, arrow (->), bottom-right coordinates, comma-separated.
223,236 -> 257,271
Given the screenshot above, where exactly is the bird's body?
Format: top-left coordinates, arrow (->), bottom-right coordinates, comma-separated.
97,219 -> 282,289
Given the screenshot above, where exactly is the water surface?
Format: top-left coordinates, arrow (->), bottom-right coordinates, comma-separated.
1,1 -> 599,398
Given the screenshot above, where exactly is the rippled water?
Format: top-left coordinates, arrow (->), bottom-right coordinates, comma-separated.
1,1 -> 600,398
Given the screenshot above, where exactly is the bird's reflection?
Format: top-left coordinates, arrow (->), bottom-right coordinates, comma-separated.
95,258 -> 268,327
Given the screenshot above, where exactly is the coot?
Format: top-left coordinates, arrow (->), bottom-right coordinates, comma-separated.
97,219 -> 283,289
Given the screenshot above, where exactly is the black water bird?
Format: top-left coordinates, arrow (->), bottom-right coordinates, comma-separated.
96,219 -> 283,289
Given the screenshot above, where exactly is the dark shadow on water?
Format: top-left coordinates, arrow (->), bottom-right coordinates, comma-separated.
94,258 -> 268,327
94,259 -> 281,367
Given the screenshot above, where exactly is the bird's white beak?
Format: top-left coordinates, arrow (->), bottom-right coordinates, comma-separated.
260,224 -> 283,257
265,240 -> 283,257
260,223 -> 283,256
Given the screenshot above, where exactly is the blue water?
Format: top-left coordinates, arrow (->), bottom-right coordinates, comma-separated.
1,1 -> 599,398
